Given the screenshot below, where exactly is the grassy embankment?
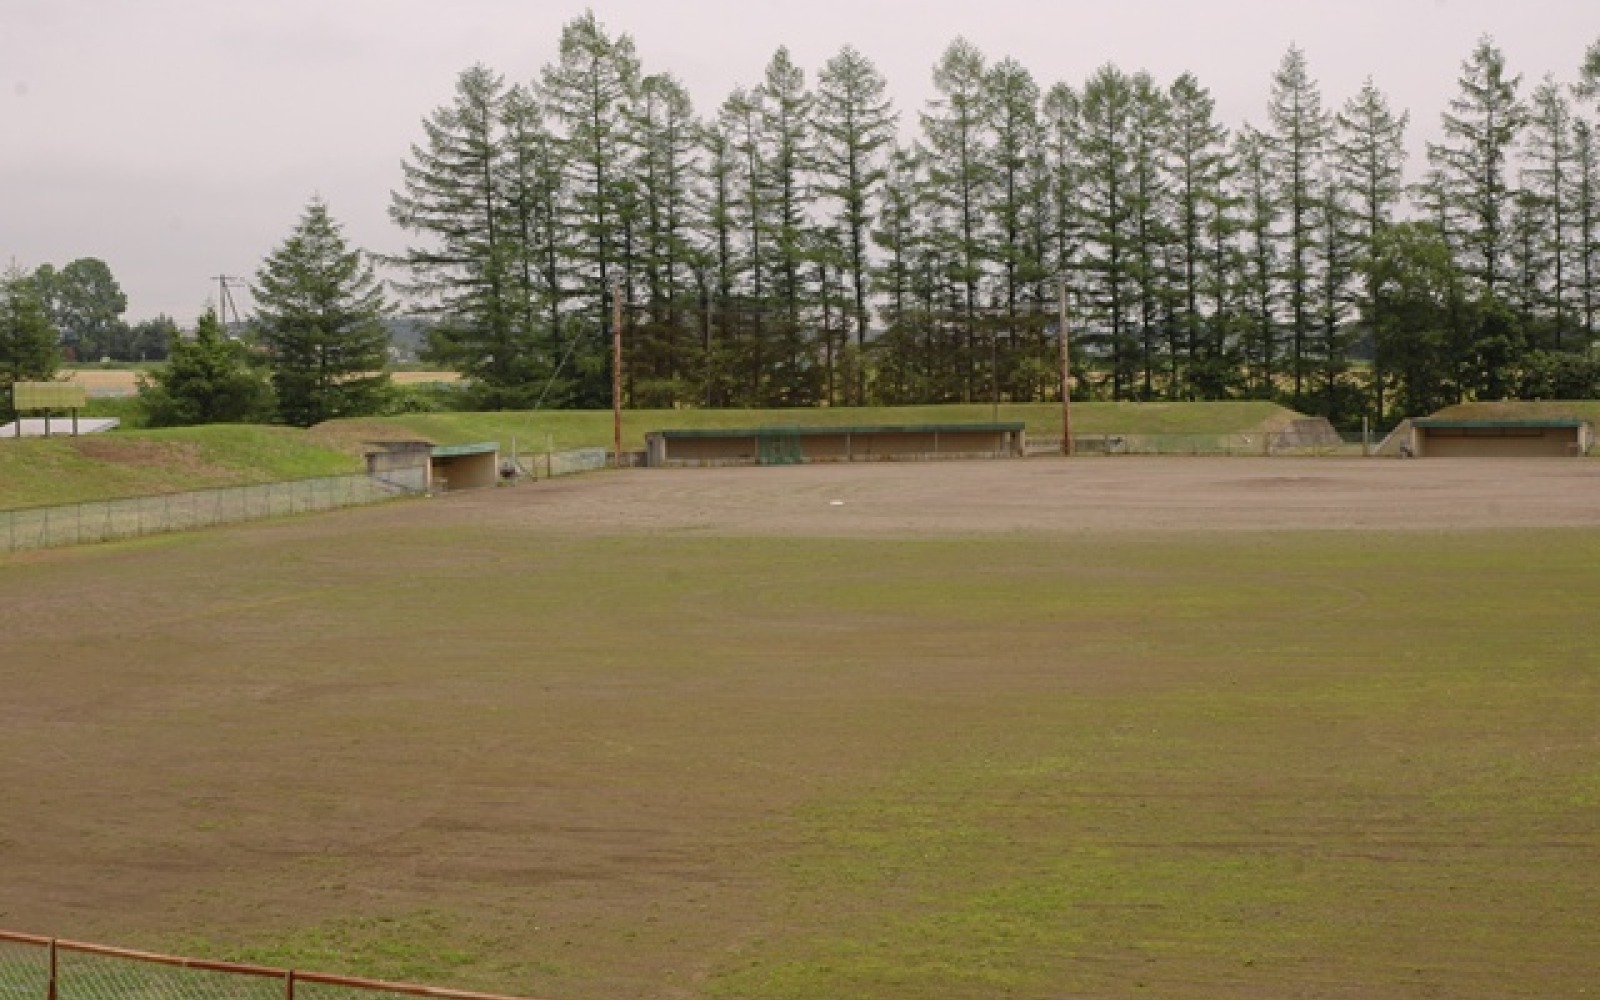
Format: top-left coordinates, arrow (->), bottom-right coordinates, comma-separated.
1,401 -> 1293,510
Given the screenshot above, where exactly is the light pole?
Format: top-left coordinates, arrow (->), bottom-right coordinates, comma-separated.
612,281 -> 623,468
1059,272 -> 1074,456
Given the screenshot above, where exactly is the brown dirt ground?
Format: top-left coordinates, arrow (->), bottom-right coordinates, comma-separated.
427,456 -> 1600,535
2,457 -> 1597,1000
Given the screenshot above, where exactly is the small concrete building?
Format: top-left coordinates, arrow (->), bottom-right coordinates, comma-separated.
365,440 -> 502,491
1404,418 -> 1592,457
646,423 -> 1027,467
428,442 -> 502,490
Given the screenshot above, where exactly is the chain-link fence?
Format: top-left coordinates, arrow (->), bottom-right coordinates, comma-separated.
0,475 -> 418,554
0,934 -> 549,1000
1026,431 -> 1358,457
0,935 -> 48,1000
514,447 -> 609,479
1,448 -> 616,555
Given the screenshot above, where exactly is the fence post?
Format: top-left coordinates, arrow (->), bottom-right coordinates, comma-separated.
48,938 -> 58,1000
285,968 -> 296,1000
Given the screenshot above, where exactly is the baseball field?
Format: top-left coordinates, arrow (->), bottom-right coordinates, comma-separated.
2,457 -> 1597,999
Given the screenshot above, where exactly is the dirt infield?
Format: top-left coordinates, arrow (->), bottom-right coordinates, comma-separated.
432,456 -> 1600,534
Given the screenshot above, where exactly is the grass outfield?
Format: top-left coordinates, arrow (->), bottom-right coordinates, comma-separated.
1,496 -> 1595,999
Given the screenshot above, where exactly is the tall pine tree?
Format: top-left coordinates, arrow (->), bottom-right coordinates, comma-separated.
253,198 -> 391,427
1265,45 -> 1330,404
814,46 -> 896,403
541,11 -> 641,405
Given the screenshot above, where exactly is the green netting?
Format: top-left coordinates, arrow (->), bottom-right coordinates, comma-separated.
757,431 -> 803,465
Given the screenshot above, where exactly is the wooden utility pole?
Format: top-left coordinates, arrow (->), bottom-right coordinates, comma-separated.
612,282 -> 623,468
1059,273 -> 1074,456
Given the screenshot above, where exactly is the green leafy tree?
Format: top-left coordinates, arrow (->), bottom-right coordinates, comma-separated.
718,85 -> 774,404
1,264 -> 59,418
1333,78 -> 1409,418
1127,71 -> 1172,399
1234,126 -> 1282,396
815,45 -> 896,403
1520,78 -> 1578,349
1076,64 -> 1142,399
1514,348 -> 1600,398
1572,118 -> 1600,349
1579,37 -> 1600,100
1366,221 -> 1461,419
498,82 -> 574,405
541,11 -> 641,405
1314,165 -> 1361,420
253,198 -> 391,427
33,258 -> 128,361
699,113 -> 741,406
985,57 -> 1047,402
630,72 -> 703,405
756,47 -> 818,404
1427,37 -> 1526,299
870,143 -> 932,401
1165,73 -> 1234,399
138,309 -> 272,426
125,315 -> 177,362
391,65 -> 526,404
922,38 -> 993,401
1265,45 -> 1331,404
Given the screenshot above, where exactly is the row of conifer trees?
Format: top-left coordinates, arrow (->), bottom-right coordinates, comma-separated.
390,13 -> 1600,424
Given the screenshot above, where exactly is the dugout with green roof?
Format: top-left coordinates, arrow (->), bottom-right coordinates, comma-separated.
646,423 -> 1027,466
1391,406 -> 1595,457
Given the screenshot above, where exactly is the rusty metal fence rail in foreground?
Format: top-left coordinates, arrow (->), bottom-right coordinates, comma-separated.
0,933 -> 553,1000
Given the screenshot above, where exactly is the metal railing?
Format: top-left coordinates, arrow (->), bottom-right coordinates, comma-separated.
0,933 -> 552,1000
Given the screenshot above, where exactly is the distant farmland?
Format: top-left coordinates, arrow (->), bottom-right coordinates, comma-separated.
62,369 -> 464,398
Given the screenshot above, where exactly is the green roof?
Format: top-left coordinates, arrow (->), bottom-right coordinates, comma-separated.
1413,418 -> 1587,429
652,423 -> 1025,438
430,441 -> 499,457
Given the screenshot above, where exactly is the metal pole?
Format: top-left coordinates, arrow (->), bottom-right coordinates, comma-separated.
612,281 -> 623,468
990,326 -> 999,424
1059,273 -> 1074,457
48,938 -> 58,1000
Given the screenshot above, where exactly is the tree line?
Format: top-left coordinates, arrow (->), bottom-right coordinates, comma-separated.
7,18 -> 1600,431
2,200 -> 391,427
391,14 -> 1600,425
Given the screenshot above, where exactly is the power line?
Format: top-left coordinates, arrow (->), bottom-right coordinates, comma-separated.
213,275 -> 247,333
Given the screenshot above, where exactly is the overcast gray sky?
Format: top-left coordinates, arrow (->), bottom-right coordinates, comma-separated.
1,0 -> 1593,323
